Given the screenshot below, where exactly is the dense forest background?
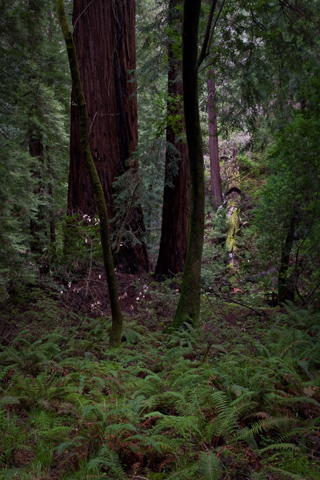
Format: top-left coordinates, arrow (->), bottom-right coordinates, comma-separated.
0,0 -> 320,479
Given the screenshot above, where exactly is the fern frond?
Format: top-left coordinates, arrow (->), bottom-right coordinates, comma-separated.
273,395 -> 320,407
167,461 -> 199,479
86,446 -> 126,479
104,423 -> 137,436
0,396 -> 20,405
151,413 -> 202,441
266,466 -> 310,480
198,451 -> 222,480
258,443 -> 300,453
126,433 -> 162,453
237,416 -> 295,440
207,390 -> 258,439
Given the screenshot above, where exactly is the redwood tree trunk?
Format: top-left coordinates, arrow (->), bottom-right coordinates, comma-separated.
57,0 -> 123,348
155,0 -> 189,278
207,69 -> 222,207
68,0 -> 148,273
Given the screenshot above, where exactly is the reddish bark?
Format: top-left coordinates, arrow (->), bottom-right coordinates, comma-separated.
155,0 -> 189,278
68,0 -> 148,273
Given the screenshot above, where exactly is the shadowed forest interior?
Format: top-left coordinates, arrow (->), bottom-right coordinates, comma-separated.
0,0 -> 320,479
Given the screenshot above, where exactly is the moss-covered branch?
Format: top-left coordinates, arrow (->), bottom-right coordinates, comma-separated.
56,0 -> 123,347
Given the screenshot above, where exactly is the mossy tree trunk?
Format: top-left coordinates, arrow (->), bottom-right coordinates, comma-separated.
168,0 -> 205,330
155,0 -> 189,279
225,146 -> 241,269
56,0 -> 123,348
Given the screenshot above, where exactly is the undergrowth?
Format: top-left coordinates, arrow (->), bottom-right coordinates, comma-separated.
0,289 -> 319,479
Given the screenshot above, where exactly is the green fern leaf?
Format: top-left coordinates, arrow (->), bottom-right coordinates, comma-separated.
0,396 -> 20,405
267,466 -> 310,480
126,433 -> 162,453
258,443 -> 300,453
198,451 -> 222,480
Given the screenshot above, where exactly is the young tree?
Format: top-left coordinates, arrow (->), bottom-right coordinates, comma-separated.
207,68 -> 222,207
155,0 -> 189,278
168,0 -> 205,330
255,71 -> 320,305
68,0 -> 149,273
56,0 -> 123,348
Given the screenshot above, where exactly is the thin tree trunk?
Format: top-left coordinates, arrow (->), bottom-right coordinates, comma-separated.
56,0 -> 123,348
207,68 -> 222,207
278,217 -> 295,304
225,144 -> 241,269
168,0 -> 204,330
155,0 -> 189,279
28,0 -> 47,263
68,0 -> 148,273
29,131 -> 46,256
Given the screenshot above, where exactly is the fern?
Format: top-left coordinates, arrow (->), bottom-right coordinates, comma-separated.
84,446 -> 126,479
266,466 -> 310,480
198,451 -> 222,480
206,390 -> 258,440
236,416 -> 295,440
151,412 -> 203,442
0,469 -> 32,479
126,433 -> 163,453
167,461 -> 200,479
258,443 -> 300,453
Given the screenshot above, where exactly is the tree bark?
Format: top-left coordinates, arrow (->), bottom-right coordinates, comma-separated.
278,217 -> 295,304
225,145 -> 241,269
56,0 -> 123,348
207,68 -> 222,207
155,0 -> 189,279
168,0 -> 205,330
29,130 -> 46,257
68,0 -> 148,273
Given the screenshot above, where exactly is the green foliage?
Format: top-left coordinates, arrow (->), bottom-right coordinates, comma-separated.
2,0 -> 320,478
254,76 -> 320,303
61,214 -> 103,274
0,288 -> 320,478
0,0 -> 70,289
198,451 -> 222,480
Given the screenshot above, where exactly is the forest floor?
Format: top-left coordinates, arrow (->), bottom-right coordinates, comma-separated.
0,265 -> 320,480
1,147 -> 320,479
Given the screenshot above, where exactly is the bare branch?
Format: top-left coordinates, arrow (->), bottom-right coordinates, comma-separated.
198,0 -> 218,68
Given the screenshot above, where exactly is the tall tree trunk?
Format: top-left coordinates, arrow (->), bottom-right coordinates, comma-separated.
207,68 -> 222,207
28,0 -> 48,264
68,0 -> 148,273
155,0 -> 189,279
225,144 -> 241,269
278,217 -> 295,304
29,130 -> 47,257
56,0 -> 123,348
168,0 -> 205,330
